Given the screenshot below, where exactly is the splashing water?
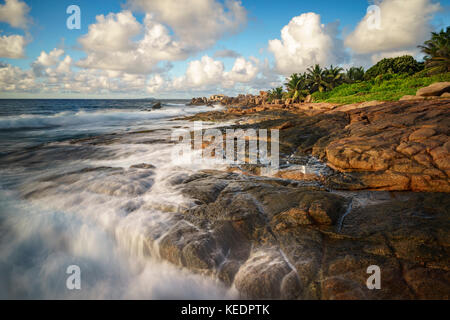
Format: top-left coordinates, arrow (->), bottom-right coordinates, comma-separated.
0,99 -> 237,299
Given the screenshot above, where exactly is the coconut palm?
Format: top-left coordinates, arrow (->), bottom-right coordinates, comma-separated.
268,86 -> 284,101
284,73 -> 310,102
419,27 -> 450,74
325,65 -> 345,88
306,64 -> 332,93
346,66 -> 365,82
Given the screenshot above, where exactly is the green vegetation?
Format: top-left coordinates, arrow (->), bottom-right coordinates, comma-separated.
265,27 -> 450,105
267,86 -> 284,102
346,67 -> 365,82
419,27 -> 450,75
284,73 -> 309,103
364,55 -> 424,79
311,72 -> 450,104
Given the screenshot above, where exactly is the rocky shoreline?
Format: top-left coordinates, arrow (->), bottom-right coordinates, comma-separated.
159,171 -> 449,299
163,83 -> 450,299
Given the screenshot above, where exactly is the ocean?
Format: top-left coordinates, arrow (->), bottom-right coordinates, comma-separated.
0,99 -> 236,299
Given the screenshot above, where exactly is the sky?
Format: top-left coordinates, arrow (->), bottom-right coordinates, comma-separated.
0,0 -> 449,99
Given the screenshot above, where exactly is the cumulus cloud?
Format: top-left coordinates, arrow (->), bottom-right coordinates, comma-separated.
0,34 -> 25,58
0,62 -> 38,92
147,74 -> 165,94
268,12 -> 348,75
345,0 -> 440,56
171,55 -> 260,91
173,56 -> 225,88
0,0 -> 30,29
2,47 -> 154,95
223,57 -> 259,86
31,48 -> 67,76
35,48 -> 64,67
76,1 -> 247,75
79,11 -> 141,53
77,11 -> 187,74
127,0 -> 247,50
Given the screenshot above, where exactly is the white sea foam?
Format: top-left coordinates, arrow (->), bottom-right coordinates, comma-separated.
0,102 -> 235,299
0,104 -> 223,130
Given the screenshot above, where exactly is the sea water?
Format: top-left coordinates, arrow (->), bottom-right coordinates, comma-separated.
0,99 -> 236,299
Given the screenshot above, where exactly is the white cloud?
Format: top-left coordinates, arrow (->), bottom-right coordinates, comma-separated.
32,48 -> 67,76
0,63 -> 38,92
0,0 -> 30,29
1,53 -> 265,97
0,34 -> 25,58
268,12 -> 348,75
2,46 -> 151,95
171,55 -> 259,91
35,48 -> 64,67
174,55 -> 225,88
127,0 -> 247,50
345,0 -> 440,55
147,74 -> 165,94
79,11 -> 141,53
223,57 -> 259,87
77,12 -> 186,74
55,55 -> 73,74
77,1 -> 247,75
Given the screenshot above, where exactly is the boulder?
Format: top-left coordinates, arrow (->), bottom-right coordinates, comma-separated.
400,95 -> 426,101
152,102 -> 162,109
324,100 -> 450,192
416,82 -> 450,97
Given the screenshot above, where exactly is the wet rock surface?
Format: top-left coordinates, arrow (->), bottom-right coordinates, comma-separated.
149,170 -> 450,299
183,99 -> 450,192
5,96 -> 447,299
155,98 -> 450,299
325,100 -> 450,192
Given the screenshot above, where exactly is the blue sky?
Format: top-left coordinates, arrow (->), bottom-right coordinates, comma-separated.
0,0 -> 449,98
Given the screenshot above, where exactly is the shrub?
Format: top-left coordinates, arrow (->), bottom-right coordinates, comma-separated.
312,72 -> 450,104
365,55 -> 424,79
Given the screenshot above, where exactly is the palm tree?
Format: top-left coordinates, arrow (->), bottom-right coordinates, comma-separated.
346,67 -> 365,83
268,86 -> 284,102
284,73 -> 310,102
306,64 -> 332,93
325,65 -> 345,88
419,27 -> 450,74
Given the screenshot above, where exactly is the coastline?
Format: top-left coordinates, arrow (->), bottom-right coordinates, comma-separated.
159,88 -> 450,299
0,94 -> 448,299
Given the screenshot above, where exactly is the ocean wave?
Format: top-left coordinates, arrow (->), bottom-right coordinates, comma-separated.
0,105 -> 220,131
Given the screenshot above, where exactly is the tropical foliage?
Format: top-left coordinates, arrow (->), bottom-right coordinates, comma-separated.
419,27 -> 450,74
265,26 -> 449,103
364,55 -> 423,79
346,67 -> 365,82
305,64 -> 331,93
326,65 -> 345,88
267,86 -> 284,102
284,73 -> 309,102
312,72 -> 450,104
